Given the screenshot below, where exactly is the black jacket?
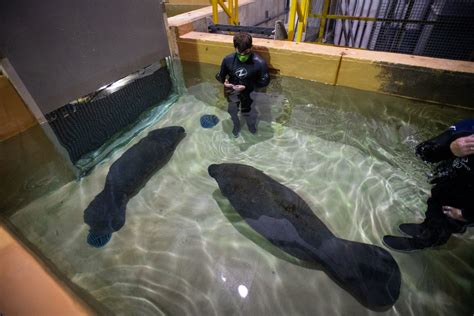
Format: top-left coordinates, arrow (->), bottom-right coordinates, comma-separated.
216,52 -> 270,92
416,127 -> 474,222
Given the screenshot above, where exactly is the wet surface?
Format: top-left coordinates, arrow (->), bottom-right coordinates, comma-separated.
6,61 -> 474,315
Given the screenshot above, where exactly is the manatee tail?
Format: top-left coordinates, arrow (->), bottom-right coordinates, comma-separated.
315,237 -> 401,310
84,189 -> 127,237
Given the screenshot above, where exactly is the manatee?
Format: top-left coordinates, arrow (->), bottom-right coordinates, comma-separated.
84,126 -> 186,246
208,163 -> 401,310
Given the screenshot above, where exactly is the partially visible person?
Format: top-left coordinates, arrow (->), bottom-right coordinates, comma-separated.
383,119 -> 474,251
216,32 -> 270,137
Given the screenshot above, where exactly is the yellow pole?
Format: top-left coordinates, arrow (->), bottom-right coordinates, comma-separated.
212,0 -> 218,24
228,0 -> 233,24
295,0 -> 304,20
318,0 -> 330,43
296,0 -> 303,42
296,0 -> 309,42
287,0 -> 298,41
234,0 -> 239,25
217,0 -> 237,25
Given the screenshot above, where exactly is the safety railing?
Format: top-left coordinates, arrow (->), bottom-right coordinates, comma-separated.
288,0 -> 474,61
211,0 -> 239,25
287,0 -> 310,42
288,0 -> 356,43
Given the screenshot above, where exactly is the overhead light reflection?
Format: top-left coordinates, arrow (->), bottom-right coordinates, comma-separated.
105,76 -> 134,94
238,285 -> 248,298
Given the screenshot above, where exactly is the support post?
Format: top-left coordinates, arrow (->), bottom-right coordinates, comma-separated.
288,0 -> 298,41
212,0 -> 219,24
318,0 -> 330,43
296,0 -> 310,42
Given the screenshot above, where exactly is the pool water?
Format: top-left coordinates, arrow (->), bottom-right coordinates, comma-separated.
8,61 -> 474,315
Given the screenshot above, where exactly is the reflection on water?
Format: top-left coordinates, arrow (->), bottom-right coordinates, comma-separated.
8,61 -> 474,315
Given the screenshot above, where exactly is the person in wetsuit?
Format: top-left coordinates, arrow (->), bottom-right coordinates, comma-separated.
216,32 -> 270,137
383,119 -> 474,251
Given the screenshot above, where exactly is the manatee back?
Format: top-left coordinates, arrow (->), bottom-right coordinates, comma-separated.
215,164 -> 333,241
106,133 -> 175,196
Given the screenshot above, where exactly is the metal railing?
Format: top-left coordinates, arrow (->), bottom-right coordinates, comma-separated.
211,0 -> 239,25
288,0 -> 474,61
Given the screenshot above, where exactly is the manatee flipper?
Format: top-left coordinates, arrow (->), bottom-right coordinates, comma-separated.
87,232 -> 112,248
84,126 -> 186,247
208,163 -> 401,310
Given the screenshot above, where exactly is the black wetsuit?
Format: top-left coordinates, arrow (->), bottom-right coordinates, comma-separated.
216,52 -> 270,134
216,52 -> 270,110
414,120 -> 474,246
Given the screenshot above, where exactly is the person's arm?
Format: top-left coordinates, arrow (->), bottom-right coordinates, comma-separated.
449,134 -> 474,157
216,58 -> 229,84
416,130 -> 473,163
216,57 -> 236,90
255,59 -> 270,88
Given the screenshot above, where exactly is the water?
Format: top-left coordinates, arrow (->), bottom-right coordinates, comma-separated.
8,61 -> 474,315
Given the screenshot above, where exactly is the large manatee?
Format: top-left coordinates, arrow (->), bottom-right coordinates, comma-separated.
84,126 -> 186,247
208,163 -> 400,310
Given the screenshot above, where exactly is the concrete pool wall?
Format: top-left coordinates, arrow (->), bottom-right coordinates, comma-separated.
173,32 -> 474,109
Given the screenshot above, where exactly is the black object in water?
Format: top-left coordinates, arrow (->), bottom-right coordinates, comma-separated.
84,126 -> 186,247
208,163 -> 401,310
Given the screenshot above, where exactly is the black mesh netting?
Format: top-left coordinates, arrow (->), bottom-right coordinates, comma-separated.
45,67 -> 172,163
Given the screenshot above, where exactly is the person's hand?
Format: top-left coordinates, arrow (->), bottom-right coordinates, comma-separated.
224,80 -> 234,89
450,134 -> 474,157
442,206 -> 466,222
233,85 -> 246,92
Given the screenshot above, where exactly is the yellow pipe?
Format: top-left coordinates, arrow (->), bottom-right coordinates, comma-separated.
212,0 -> 218,24
287,0 -> 298,40
318,0 -> 330,43
228,0 -> 233,24
295,0 -> 304,18
217,0 -> 237,24
234,0 -> 238,24
296,0 -> 309,42
295,1 -> 304,42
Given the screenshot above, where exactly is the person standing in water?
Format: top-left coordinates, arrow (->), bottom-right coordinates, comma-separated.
216,32 -> 270,137
384,119 -> 474,251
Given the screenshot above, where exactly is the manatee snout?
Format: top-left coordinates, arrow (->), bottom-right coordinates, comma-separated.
208,164 -> 220,178
170,126 -> 186,139
176,126 -> 186,135
176,126 -> 186,141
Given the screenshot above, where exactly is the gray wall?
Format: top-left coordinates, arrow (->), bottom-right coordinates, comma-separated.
238,0 -> 287,27
0,0 -> 170,114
